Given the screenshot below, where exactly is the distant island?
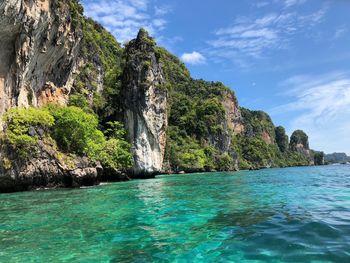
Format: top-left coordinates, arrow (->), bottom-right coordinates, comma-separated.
0,0 -> 326,193
325,153 -> 350,164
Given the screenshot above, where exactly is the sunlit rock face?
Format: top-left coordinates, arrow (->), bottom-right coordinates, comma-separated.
0,0 -> 81,117
206,90 -> 242,170
290,129 -> 314,165
122,29 -> 168,177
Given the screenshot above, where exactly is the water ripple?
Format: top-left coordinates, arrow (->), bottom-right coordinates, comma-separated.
1,165 -> 350,262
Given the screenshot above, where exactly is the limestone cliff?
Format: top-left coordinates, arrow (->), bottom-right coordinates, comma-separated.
290,129 -> 313,164
206,90 -> 242,163
0,1 -> 323,192
0,128 -> 102,193
0,0 -> 81,116
223,90 -> 244,135
122,29 -> 168,176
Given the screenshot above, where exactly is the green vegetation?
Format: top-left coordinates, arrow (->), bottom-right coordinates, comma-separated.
275,126 -> 289,153
1,106 -> 132,171
2,107 -> 54,157
68,5 -> 124,120
28,7 -> 315,174
290,130 -> 309,150
154,42 -> 313,172
50,106 -> 132,170
240,108 -> 275,141
230,108 -> 311,169
313,151 -> 325,166
50,106 -> 103,154
68,0 -> 84,30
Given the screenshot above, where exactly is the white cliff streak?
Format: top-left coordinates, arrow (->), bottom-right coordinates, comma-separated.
123,29 -> 168,176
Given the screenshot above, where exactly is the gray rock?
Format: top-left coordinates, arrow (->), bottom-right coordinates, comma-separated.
0,0 -> 81,117
0,138 -> 101,193
122,29 -> 168,177
28,126 -> 37,137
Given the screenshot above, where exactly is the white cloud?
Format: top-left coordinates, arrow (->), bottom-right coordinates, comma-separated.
82,0 -> 171,44
284,0 -> 307,8
334,26 -> 347,39
152,18 -> 167,28
255,2 -> 269,8
157,36 -> 183,52
272,71 -> 350,154
207,5 -> 328,66
181,52 -> 206,65
154,5 -> 172,16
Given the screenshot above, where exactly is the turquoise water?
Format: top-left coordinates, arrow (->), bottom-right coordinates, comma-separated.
1,166 -> 350,262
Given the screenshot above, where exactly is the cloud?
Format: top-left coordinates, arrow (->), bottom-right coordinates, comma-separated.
181,52 -> 206,65
255,2 -> 270,8
272,71 -> 350,154
82,0 -> 171,44
154,5 -> 172,16
283,0 -> 307,8
157,36 -> 183,52
207,5 -> 328,66
334,26 -> 347,39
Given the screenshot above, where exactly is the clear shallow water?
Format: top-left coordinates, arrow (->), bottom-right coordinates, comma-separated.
1,166 -> 350,262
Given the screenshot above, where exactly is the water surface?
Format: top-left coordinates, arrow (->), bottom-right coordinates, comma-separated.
1,166 -> 350,262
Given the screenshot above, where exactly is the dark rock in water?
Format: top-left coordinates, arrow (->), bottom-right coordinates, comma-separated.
100,167 -> 130,182
0,140 -> 101,193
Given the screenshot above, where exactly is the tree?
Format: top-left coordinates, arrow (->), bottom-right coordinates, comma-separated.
275,126 -> 289,152
290,130 -> 309,150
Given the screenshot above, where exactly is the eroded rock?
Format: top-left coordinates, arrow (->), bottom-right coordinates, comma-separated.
0,0 -> 81,117
122,29 -> 168,177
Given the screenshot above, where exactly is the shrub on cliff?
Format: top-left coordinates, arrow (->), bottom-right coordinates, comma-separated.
275,126 -> 289,153
50,106 -> 132,170
2,107 -> 54,157
290,130 -> 309,150
165,126 -> 207,172
50,106 -> 102,154
2,106 -> 132,170
87,121 -> 133,170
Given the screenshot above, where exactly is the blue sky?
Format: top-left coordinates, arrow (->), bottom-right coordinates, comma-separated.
82,0 -> 350,154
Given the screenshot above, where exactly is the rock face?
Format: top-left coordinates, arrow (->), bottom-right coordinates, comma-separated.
207,91 -> 242,155
223,90 -> 243,135
0,0 -> 80,117
290,130 -> 310,152
313,151 -> 325,166
275,126 -> 289,152
241,108 -> 276,145
122,29 -> 168,176
290,129 -> 313,164
0,136 -> 102,193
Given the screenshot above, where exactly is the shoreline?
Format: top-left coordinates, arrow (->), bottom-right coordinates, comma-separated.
0,163 -> 332,194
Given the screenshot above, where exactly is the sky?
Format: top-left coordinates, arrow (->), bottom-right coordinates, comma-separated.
81,0 -> 350,155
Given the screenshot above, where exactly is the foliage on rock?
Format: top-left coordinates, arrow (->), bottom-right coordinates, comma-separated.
2,106 -> 132,171
2,108 -> 54,157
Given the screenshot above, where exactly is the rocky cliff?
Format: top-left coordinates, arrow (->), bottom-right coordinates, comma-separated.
325,152 -> 350,163
0,139 -> 101,193
122,29 -> 168,176
0,0 -> 322,193
0,0 -> 81,116
290,129 -> 313,164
